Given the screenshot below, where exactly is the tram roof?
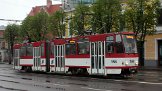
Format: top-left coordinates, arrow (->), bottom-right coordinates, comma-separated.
13,44 -> 22,49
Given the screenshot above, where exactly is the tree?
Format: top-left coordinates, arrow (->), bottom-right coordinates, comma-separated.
20,16 -> 34,42
124,0 -> 161,65
92,0 -> 122,33
49,10 -> 65,38
125,0 -> 160,40
21,11 -> 49,41
4,24 -> 19,64
71,3 -> 91,35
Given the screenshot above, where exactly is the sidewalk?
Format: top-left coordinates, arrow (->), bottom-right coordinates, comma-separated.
139,66 -> 162,71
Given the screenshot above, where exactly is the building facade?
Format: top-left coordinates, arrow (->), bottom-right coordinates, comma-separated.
29,0 -> 61,16
144,25 -> 162,67
144,3 -> 162,67
0,26 -> 8,62
28,0 -> 62,39
62,0 -> 95,11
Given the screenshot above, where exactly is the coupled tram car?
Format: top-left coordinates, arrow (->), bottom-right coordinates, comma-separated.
13,32 -> 139,77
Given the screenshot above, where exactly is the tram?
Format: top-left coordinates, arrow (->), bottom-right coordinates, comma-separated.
13,32 -> 139,76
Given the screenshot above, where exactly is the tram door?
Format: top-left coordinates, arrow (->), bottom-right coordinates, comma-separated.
91,41 -> 105,74
33,47 -> 41,71
55,45 -> 65,72
13,49 -> 20,69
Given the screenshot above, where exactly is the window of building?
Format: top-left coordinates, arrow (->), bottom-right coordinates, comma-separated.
158,9 -> 162,25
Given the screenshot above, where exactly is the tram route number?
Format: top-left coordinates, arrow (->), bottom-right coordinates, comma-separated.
130,60 -> 135,63
111,60 -> 117,63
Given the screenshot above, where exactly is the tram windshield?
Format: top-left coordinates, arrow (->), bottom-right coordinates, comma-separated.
122,35 -> 138,53
20,44 -> 33,56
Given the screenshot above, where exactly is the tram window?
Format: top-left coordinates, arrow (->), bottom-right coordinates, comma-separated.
13,50 -> 16,57
65,44 -> 76,55
20,46 -> 26,56
14,50 -> 18,57
41,44 -> 44,56
58,46 -> 60,56
99,56 -> 101,69
14,59 -> 18,66
122,35 -> 138,53
26,44 -> 33,56
115,35 -> 124,53
116,35 -> 122,42
78,42 -> 90,54
55,58 -> 58,67
50,43 -> 54,55
62,57 -> 65,67
91,56 -> 94,68
106,36 -> 114,53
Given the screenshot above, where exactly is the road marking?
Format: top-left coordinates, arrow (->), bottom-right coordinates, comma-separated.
53,83 -> 70,87
114,80 -> 162,85
81,87 -> 112,91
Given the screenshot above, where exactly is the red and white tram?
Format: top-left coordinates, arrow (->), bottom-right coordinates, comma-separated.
13,32 -> 139,76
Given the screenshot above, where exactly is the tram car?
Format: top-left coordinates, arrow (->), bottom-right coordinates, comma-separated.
13,32 -> 139,76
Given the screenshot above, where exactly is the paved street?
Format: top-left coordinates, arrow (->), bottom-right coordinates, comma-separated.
0,64 -> 162,91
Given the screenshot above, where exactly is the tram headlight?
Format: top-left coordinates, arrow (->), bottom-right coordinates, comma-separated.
135,61 -> 138,66
125,61 -> 128,66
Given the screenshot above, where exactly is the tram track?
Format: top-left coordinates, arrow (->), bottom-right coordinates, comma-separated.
0,76 -> 67,91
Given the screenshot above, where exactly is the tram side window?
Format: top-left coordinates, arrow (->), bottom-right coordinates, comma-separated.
65,44 -> 76,55
26,44 -> 33,56
41,44 -> 44,56
115,35 -> 124,53
78,42 -> 90,54
106,36 -> 114,53
14,49 -> 18,57
50,43 -> 54,55
20,46 -> 26,56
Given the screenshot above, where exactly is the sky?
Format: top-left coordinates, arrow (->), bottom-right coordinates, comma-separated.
0,0 -> 62,26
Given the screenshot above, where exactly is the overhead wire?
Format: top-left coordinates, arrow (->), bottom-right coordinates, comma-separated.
0,19 -> 22,22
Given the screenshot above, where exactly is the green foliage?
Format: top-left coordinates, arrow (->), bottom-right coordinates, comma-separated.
4,24 -> 19,44
18,0 -> 161,41
4,24 -> 20,64
49,10 -> 65,38
92,0 -> 122,33
70,4 -> 91,35
20,16 -> 34,42
124,0 -> 161,41
21,11 -> 49,41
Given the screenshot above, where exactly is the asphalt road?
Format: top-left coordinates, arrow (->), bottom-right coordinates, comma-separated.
0,64 -> 162,91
